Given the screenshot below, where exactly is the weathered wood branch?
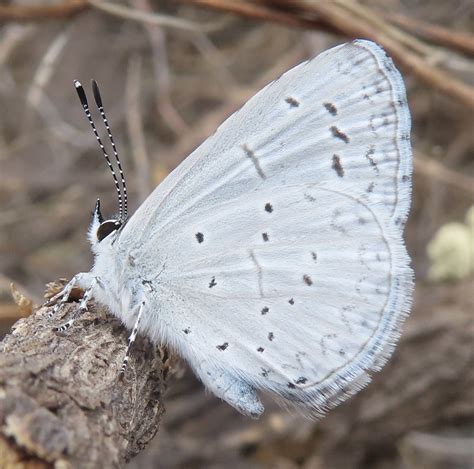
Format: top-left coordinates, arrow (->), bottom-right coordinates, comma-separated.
0,300 -> 172,468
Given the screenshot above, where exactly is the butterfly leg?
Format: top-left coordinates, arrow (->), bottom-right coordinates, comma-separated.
119,301 -> 145,378
199,368 -> 264,418
53,277 -> 97,332
45,272 -> 96,317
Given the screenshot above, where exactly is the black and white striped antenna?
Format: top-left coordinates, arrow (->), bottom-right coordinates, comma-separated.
91,80 -> 128,220
74,80 -> 127,222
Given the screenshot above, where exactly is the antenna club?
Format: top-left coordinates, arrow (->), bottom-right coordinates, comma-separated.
74,80 -> 89,107
92,80 -> 104,108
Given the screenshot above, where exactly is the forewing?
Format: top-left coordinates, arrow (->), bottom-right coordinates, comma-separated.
122,39 -> 411,252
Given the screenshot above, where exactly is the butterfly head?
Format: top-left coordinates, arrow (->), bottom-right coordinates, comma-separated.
88,199 -> 123,252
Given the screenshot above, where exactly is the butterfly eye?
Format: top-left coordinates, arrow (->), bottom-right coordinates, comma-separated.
97,220 -> 120,242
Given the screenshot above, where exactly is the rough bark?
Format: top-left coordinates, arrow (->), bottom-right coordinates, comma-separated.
0,299 -> 172,468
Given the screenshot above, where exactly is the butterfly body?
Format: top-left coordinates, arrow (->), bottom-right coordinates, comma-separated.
59,39 -> 413,419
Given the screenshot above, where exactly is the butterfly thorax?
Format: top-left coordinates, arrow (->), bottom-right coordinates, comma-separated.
90,235 -> 139,329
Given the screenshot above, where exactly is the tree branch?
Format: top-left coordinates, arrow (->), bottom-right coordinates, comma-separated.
0,0 -> 87,22
0,299 -> 172,467
180,0 -> 474,108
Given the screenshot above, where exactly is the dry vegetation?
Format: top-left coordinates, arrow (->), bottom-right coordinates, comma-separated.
0,0 -> 473,468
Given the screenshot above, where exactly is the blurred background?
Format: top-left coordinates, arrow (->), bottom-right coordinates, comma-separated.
0,1 -> 473,468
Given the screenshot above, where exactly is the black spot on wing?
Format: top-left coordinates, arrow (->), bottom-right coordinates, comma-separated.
285,97 -> 299,107
330,126 -> 349,143
332,154 -> 344,177
288,298 -> 294,305
287,382 -> 296,389
311,251 -> 317,262
265,203 -> 273,213
216,342 -> 229,351
195,232 -> 204,243
262,233 -> 269,242
257,347 -> 264,353
268,332 -> 274,341
261,306 -> 269,315
209,276 -> 217,288
303,274 -> 313,286
183,327 -> 191,334
323,102 -> 337,116
296,376 -> 307,384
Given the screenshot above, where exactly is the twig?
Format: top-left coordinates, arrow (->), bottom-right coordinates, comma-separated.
88,0 -> 203,32
0,0 -> 86,21
179,0 -> 328,30
414,153 -> 474,196
383,11 -> 474,57
126,55 -> 152,201
300,1 -> 474,108
180,0 -> 474,108
132,0 -> 189,136
332,0 -> 435,57
25,26 -> 71,115
22,24 -> 91,147
0,24 -> 36,67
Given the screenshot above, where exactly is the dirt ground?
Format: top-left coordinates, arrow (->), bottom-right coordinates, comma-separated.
0,1 -> 473,468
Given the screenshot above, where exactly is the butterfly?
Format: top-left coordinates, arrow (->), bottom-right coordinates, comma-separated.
49,39 -> 413,419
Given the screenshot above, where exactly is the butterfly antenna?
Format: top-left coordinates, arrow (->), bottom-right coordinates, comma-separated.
92,80 -> 128,221
74,80 -> 125,222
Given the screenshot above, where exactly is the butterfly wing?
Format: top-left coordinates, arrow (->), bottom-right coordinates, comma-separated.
120,40 -> 413,417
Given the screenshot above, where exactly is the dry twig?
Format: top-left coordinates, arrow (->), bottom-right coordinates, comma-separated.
4,1 -> 472,106
132,0 -> 189,137
88,0 -> 202,32
0,0 -> 87,21
126,55 -> 153,201
414,153 -> 474,196
25,26 -> 72,120
383,11 -> 474,56
180,0 -> 474,108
